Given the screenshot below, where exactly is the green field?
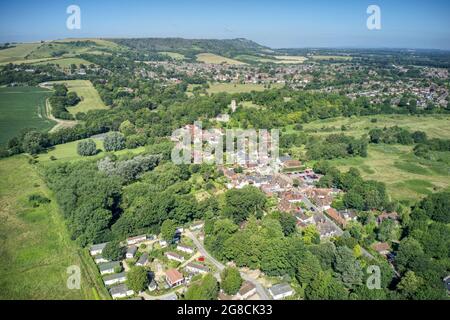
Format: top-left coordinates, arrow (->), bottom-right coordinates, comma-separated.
299,115 -> 450,201
0,156 -> 107,299
235,54 -> 307,64
0,87 -> 55,146
34,57 -> 93,68
196,53 -> 245,65
26,40 -> 114,60
311,55 -> 353,61
160,51 -> 186,60
323,144 -> 449,202
37,138 -> 146,163
0,43 -> 42,64
301,114 -> 450,139
48,80 -> 108,115
0,39 -> 118,66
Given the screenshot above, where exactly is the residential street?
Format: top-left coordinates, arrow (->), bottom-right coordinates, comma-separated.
185,230 -> 272,300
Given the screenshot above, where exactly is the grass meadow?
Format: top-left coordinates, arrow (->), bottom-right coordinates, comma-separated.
0,156 -> 108,299
300,114 -> 450,139
36,138 -> 146,164
297,114 -> 450,202
48,80 -> 108,115
0,86 -> 55,146
34,57 -> 93,69
196,53 -> 245,65
0,43 -> 42,64
321,144 -> 449,202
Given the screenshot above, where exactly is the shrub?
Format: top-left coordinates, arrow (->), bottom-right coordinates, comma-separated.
28,193 -> 51,207
104,132 -> 126,152
77,139 -> 97,156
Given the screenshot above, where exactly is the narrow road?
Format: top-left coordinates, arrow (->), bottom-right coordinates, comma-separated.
185,230 -> 271,300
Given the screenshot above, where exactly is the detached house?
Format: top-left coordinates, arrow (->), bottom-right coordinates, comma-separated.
110,284 -> 134,299
165,252 -> 185,263
325,208 -> 347,227
372,242 -> 391,256
165,269 -> 184,288
136,252 -> 149,266
103,272 -> 127,286
94,254 -> 109,264
99,261 -> 121,275
126,245 -> 138,259
90,242 -> 108,256
177,244 -> 195,255
238,281 -> 257,300
127,235 -> 147,246
269,283 -> 294,300
185,262 -> 210,275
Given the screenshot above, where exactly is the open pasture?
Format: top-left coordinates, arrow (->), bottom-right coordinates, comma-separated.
47,80 -> 108,115
0,87 -> 55,146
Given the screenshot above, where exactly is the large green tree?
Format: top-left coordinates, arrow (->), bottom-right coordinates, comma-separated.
333,246 -> 363,289
127,266 -> 149,293
222,186 -> 266,223
102,240 -> 124,261
220,267 -> 243,295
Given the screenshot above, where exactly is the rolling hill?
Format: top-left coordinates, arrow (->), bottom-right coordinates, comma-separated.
109,37 -> 274,58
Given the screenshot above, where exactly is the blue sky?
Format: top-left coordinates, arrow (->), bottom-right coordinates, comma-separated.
1,0 -> 449,49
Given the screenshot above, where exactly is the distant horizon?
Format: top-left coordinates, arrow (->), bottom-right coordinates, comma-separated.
1,0 -> 450,50
3,36 -> 450,52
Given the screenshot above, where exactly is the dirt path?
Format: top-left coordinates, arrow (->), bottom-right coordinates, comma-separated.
45,99 -> 78,133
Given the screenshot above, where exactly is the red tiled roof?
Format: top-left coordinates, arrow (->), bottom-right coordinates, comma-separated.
166,269 -> 183,284
372,242 -> 390,253
326,208 -> 347,227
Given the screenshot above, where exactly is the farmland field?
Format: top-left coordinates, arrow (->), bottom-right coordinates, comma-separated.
0,156 -> 107,299
0,87 -> 55,146
34,57 -> 93,68
160,51 -> 186,60
48,80 -> 108,115
196,53 -> 245,65
236,54 -> 307,64
0,43 -> 42,64
310,55 -> 352,61
273,55 -> 307,64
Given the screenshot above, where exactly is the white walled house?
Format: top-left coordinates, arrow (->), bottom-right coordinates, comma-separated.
268,283 -> 294,300
185,262 -> 210,275
127,235 -> 147,246
99,261 -> 121,275
126,245 -> 138,259
103,272 -> 127,286
165,252 -> 185,263
110,284 -> 134,299
90,242 -> 108,256
176,244 -> 195,255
